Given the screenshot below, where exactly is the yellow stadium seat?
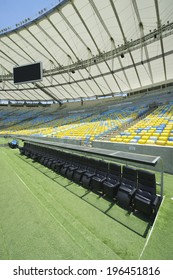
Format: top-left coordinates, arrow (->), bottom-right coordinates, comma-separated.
163,129 -> 171,133
166,141 -> 173,146
138,139 -> 146,144
158,136 -> 168,141
156,140 -> 166,146
116,138 -> 123,142
141,135 -> 150,140
145,132 -> 152,137
161,133 -> 169,137
149,129 -> 156,133
123,138 -> 131,143
146,140 -> 156,145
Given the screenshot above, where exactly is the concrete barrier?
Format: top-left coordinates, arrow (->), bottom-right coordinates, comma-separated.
6,135 -> 82,146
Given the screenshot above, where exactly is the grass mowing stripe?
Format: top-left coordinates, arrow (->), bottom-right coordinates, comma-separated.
18,155 -> 143,254
2,148 -> 148,259
15,156 -> 121,259
46,191 -> 120,259
15,171 -> 77,242
21,159 -> 145,257
1,152 -> 91,259
138,196 -> 165,260
3,156 -> 93,259
3,149 -> 121,259
15,171 -> 113,259
12,151 -> 147,259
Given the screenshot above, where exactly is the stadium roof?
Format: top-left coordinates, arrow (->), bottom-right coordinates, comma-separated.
0,0 -> 173,103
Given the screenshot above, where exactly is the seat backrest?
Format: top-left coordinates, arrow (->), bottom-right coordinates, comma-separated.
87,158 -> 97,172
57,150 -> 65,160
73,154 -> 81,165
122,165 -> 137,185
79,156 -> 88,168
109,163 -> 121,178
97,160 -> 108,172
88,158 -> 98,168
138,170 -> 156,195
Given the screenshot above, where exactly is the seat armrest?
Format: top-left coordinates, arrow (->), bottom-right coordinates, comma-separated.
153,195 -> 159,208
129,188 -> 136,198
114,182 -> 121,188
87,173 -> 95,178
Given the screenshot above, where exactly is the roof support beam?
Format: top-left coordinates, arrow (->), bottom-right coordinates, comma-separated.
88,0 -> 128,92
42,25 -> 173,77
132,0 -> 154,84
43,50 -> 173,86
109,0 -> 142,88
71,1 -> 105,96
154,0 -> 167,81
37,18 -> 92,99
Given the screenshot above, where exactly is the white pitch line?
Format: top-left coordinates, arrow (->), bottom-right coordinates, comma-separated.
13,170 -> 77,242
3,152 -> 118,258
14,170 -> 118,257
139,196 -> 165,260
2,151 -> 136,258
11,170 -> 93,258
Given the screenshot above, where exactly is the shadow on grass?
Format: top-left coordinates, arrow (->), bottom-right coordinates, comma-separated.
18,155 -> 153,238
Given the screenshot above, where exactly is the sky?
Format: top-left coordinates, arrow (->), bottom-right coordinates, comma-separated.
0,0 -> 61,30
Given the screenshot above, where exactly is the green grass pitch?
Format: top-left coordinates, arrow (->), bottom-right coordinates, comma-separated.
0,139 -> 173,260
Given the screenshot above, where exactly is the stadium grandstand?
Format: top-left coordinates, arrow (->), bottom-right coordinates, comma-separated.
0,0 -> 173,261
